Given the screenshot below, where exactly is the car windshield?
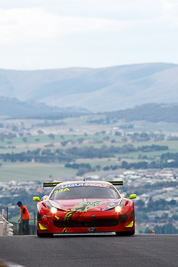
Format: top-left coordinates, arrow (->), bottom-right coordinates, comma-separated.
50,184 -> 120,200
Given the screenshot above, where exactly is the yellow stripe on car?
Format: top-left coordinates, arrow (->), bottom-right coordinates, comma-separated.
125,221 -> 134,228
39,223 -> 48,230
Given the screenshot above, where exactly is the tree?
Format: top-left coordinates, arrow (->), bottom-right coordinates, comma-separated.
121,161 -> 129,169
147,197 -> 154,209
115,131 -> 122,136
169,199 -> 176,205
103,166 -> 110,171
145,227 -> 151,233
161,213 -> 168,221
77,138 -> 84,144
37,130 -> 44,135
48,134 -> 55,140
136,200 -> 145,207
61,141 -> 69,146
95,165 -> 101,171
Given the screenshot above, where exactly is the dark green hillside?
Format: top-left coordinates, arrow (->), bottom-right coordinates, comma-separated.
0,96 -> 90,117
103,103 -> 178,123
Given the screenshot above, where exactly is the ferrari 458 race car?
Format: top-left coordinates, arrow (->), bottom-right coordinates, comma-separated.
33,180 -> 136,237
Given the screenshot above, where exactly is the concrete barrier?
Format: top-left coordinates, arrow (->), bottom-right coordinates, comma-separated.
0,209 -> 13,236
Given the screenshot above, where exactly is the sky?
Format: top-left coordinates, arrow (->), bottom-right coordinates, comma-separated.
0,0 -> 178,70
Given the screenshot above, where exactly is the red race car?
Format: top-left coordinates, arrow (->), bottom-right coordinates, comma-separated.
33,180 -> 136,237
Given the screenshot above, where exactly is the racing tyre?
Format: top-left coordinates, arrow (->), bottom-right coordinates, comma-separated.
37,231 -> 53,237
115,230 -> 135,236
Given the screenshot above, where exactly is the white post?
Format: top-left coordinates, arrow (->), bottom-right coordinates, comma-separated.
2,209 -> 4,217
0,221 -> 3,236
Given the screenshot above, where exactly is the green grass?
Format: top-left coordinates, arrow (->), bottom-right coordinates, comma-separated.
0,162 -> 77,182
1,117 -> 178,182
0,137 -> 178,183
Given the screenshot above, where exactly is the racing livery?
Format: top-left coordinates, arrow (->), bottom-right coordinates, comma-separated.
33,180 -> 136,237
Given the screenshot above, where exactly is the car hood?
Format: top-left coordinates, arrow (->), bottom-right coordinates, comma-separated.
48,198 -> 121,212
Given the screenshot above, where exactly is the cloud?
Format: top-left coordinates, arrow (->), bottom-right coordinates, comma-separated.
0,0 -> 167,19
0,0 -> 177,69
0,6 -> 130,45
162,0 -> 178,27
0,8 -> 55,43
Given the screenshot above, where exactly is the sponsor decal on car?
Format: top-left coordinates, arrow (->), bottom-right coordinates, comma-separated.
84,183 -> 109,188
54,188 -> 70,194
60,183 -> 85,189
62,227 -> 67,233
59,183 -> 109,189
104,201 -> 118,211
64,200 -> 108,221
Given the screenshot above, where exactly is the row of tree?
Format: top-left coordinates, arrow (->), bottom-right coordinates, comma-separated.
121,159 -> 178,169
0,144 -> 168,162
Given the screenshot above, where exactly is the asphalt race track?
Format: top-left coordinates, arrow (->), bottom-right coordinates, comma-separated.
0,234 -> 178,267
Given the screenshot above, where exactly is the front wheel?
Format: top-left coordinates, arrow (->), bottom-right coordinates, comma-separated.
115,231 -> 135,236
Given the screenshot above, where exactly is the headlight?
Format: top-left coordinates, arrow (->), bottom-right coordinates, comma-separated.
50,207 -> 58,214
115,199 -> 125,213
115,206 -> 122,213
46,200 -> 62,214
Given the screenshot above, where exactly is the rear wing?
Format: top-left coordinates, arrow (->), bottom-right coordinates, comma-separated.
107,181 -> 124,186
43,180 -> 124,188
43,182 -> 62,188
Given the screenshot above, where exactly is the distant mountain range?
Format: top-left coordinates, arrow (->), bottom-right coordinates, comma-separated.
0,63 -> 178,112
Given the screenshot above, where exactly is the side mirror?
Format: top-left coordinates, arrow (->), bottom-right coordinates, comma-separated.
33,197 -> 40,202
129,194 -> 137,199
41,195 -> 49,201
